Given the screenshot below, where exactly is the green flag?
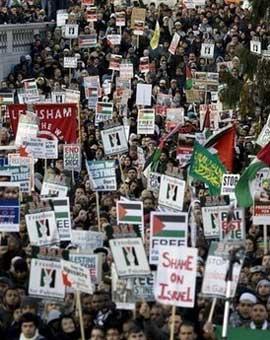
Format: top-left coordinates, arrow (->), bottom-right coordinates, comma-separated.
215,326 -> 270,339
189,142 -> 226,196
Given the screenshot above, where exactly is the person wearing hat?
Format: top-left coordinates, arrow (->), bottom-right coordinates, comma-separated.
229,292 -> 257,327
248,266 -> 266,290
256,279 -> 270,304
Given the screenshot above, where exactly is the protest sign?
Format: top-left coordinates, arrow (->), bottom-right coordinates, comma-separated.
137,109 -> 155,135
51,91 -> 66,103
0,92 -> 14,105
131,8 -> 146,29
117,201 -> 143,226
253,192 -> 270,225
64,57 -> 78,69
256,115 -> 270,147
150,212 -> 188,265
111,263 -> 135,310
8,104 -> 78,143
177,146 -> 193,168
136,84 -> 152,106
168,33 -> 180,55
57,10 -> 68,27
133,19 -> 145,35
25,211 -> 60,246
64,24 -> 79,38
95,102 -> 113,124
139,57 -> 150,73
147,172 -> 161,194
0,165 -> 31,193
107,34 -> 122,46
221,174 -> 240,201
22,138 -> 58,159
15,113 -> 38,146
65,89 -> 80,103
109,54 -> 122,71
201,206 -> 228,239
219,208 -> 245,241
201,241 -> 243,298
69,253 -> 102,284
87,160 -> 117,191
41,182 -> 68,198
166,108 -> 184,129
199,104 -> 219,131
250,40 -> 261,55
71,230 -> 104,251
51,198 -> 72,241
81,0 -> 94,5
116,11 -> 126,26
158,175 -> 186,211
183,0 -> 206,8
200,43 -> 215,59
29,259 -> 65,300
61,260 -> 92,294
109,238 -> 150,277
120,63 -> 134,79
0,183 -> 20,232
86,7 -> 97,21
101,126 -> 128,156
134,273 -> 155,302
8,153 -> 33,167
105,223 -> 141,240
78,34 -> 97,48
154,246 -> 198,307
63,144 -> 81,172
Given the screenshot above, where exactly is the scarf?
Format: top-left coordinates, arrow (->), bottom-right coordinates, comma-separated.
19,329 -> 40,340
250,320 -> 268,330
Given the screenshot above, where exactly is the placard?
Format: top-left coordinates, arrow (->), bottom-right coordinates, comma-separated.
87,160 -> 117,191
158,175 -> 185,211
168,33 -> 180,55
101,126 -> 128,156
29,259 -> 65,300
25,211 -> 60,246
64,57 -> 78,69
200,43 -> 215,59
109,54 -> 122,71
71,230 -> 104,251
41,182 -> 68,198
69,253 -> 102,284
131,8 -> 146,29
22,138 -> 58,159
221,174 -> 240,201
137,109 -> 155,135
64,24 -> 79,39
63,144 -> 81,172
250,40 -> 261,55
0,183 -> 20,232
136,84 -> 152,106
51,198 -> 72,241
109,238 -> 150,277
117,201 -> 143,226
155,246 -> 197,307
219,208 -> 245,241
61,260 -> 92,294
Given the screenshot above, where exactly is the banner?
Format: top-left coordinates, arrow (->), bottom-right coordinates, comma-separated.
63,144 -> 81,172
61,260 -> 92,294
51,198 -> 72,241
69,253 -> 102,284
150,212 -> 188,265
0,183 -> 20,232
101,126 -> 128,156
8,104 -> 78,143
25,211 -> 60,246
155,246 -> 198,307
0,165 -> 31,193
189,142 -> 226,196
109,238 -> 150,277
137,109 -> 155,135
158,175 -> 186,211
87,160 -> 117,191
29,259 -> 65,300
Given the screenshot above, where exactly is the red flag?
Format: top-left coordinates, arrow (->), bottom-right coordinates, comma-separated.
204,125 -> 236,172
8,104 -> 78,143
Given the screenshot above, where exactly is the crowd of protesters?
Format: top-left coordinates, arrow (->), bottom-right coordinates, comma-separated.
0,0 -> 269,339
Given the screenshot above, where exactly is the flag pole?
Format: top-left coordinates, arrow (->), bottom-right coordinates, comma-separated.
96,191 -> 101,232
169,305 -> 176,340
77,103 -> 82,144
207,297 -> 217,323
264,224 -> 268,254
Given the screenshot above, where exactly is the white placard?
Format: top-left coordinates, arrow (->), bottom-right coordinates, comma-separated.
65,24 -> 79,39
101,126 -> 128,156
250,40 -> 261,55
64,57 -> 78,69
136,84 -> 152,106
61,260 -> 92,294
200,43 -> 215,59
158,175 -> 186,211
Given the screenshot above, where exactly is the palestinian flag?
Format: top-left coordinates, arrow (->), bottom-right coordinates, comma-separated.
117,201 -> 143,225
204,125 -> 236,172
151,212 -> 188,238
185,65 -> 193,90
22,79 -> 38,91
96,102 -> 113,115
235,142 -> 270,208
0,92 -> 14,105
79,34 -> 97,48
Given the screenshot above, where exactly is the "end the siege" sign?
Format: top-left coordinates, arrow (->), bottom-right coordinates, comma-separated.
63,144 -> 81,172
